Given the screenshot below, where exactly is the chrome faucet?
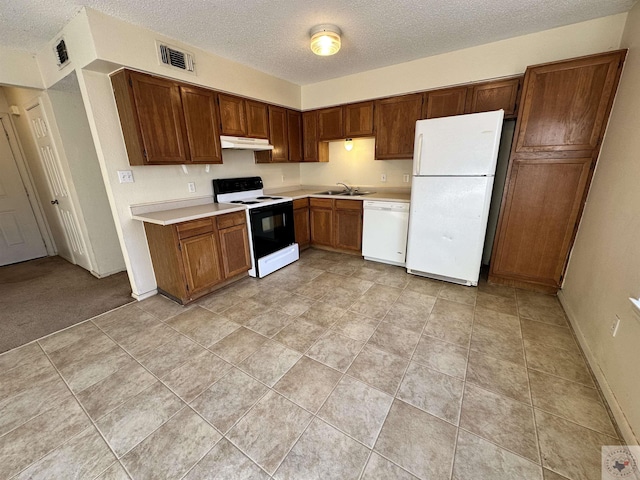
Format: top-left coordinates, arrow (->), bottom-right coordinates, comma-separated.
336,182 -> 352,193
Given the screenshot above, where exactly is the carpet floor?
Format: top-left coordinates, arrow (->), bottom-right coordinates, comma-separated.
0,256 -> 132,353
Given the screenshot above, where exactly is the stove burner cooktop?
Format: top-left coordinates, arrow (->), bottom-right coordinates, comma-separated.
256,196 -> 283,200
230,200 -> 260,204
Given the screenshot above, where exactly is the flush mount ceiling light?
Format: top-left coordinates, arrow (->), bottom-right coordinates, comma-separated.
310,24 -> 342,56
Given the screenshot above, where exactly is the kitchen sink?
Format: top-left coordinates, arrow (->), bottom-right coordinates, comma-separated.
315,190 -> 374,196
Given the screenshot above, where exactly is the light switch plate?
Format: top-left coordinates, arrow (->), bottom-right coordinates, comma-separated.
117,170 -> 134,183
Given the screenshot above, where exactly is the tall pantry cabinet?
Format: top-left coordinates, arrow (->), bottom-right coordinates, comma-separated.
489,50 -> 626,293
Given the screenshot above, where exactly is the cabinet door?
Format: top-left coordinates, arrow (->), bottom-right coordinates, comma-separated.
218,94 -> 247,136
490,157 -> 593,288
180,233 -> 223,296
302,111 -> 328,162
268,105 -> 289,162
514,51 -> 625,154
310,200 -> 333,246
374,94 -> 423,160
318,107 -> 344,140
218,224 -> 251,278
180,86 -> 222,164
333,200 -> 363,251
424,87 -> 468,119
468,77 -> 521,118
246,100 -> 269,139
129,72 -> 189,164
293,207 -> 310,249
287,110 -> 303,162
344,101 -> 374,137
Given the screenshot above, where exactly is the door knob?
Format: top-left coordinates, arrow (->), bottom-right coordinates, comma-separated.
51,199 -> 59,205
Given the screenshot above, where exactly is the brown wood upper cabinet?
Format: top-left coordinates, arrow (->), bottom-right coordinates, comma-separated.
287,110 -> 303,162
423,87 -> 468,119
344,101 -> 374,137
374,93 -> 423,160
111,69 -> 221,165
489,50 -> 626,293
218,95 -> 269,139
245,100 -> 269,139
514,52 -> 624,154
318,107 -> 344,140
467,77 -> 521,118
255,105 -> 289,163
180,86 -> 223,164
217,93 -> 247,136
302,111 -> 329,162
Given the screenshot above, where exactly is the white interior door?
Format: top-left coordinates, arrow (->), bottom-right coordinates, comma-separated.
26,103 -> 90,270
0,119 -> 47,266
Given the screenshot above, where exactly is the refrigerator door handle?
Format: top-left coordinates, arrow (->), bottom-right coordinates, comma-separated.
414,134 -> 423,176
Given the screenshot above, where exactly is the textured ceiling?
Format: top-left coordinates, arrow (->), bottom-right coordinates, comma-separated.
0,0 -> 635,85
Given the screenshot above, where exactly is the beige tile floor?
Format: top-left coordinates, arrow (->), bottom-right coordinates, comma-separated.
0,249 -> 622,480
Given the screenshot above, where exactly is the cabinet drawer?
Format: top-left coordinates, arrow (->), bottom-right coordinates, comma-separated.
335,199 -> 362,211
310,198 -> 333,209
216,211 -> 246,229
293,198 -> 309,209
176,218 -> 213,239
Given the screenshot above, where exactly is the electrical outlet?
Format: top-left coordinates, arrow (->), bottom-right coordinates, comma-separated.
380,173 -> 387,182
403,174 -> 410,183
281,175 -> 285,183
610,315 -> 621,337
187,182 -> 196,193
117,170 -> 134,183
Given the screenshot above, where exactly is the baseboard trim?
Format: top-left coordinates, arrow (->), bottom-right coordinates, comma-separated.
131,289 -> 157,301
558,290 -> 638,445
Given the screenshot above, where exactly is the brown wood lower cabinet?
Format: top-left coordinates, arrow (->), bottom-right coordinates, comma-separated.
309,198 -> 363,253
144,211 -> 251,304
293,198 -> 310,250
309,198 -> 333,247
334,200 -> 363,251
490,157 -> 592,289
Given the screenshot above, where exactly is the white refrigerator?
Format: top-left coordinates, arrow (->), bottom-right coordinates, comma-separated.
405,110 -> 504,286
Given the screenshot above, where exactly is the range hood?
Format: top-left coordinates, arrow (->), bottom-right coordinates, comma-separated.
220,135 -> 274,151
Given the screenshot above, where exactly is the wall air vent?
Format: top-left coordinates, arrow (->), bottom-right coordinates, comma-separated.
157,42 -> 195,73
54,37 -> 70,69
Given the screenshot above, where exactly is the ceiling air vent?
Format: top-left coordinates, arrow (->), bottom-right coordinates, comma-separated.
54,37 -> 70,69
157,42 -> 195,73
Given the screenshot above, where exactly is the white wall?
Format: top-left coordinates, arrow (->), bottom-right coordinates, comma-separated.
301,14 -> 627,109
0,47 -> 43,89
300,138 -> 412,188
48,74 -> 125,276
35,9 -> 97,90
559,4 -> 640,444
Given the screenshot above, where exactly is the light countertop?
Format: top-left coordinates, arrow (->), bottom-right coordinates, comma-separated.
131,203 -> 246,226
131,186 -> 411,226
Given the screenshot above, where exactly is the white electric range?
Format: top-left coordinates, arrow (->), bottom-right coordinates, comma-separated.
213,177 -> 299,278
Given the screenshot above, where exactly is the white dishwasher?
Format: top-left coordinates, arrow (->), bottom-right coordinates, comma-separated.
362,200 -> 410,266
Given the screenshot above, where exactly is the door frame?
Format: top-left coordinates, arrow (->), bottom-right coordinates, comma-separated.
0,113 -> 55,256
